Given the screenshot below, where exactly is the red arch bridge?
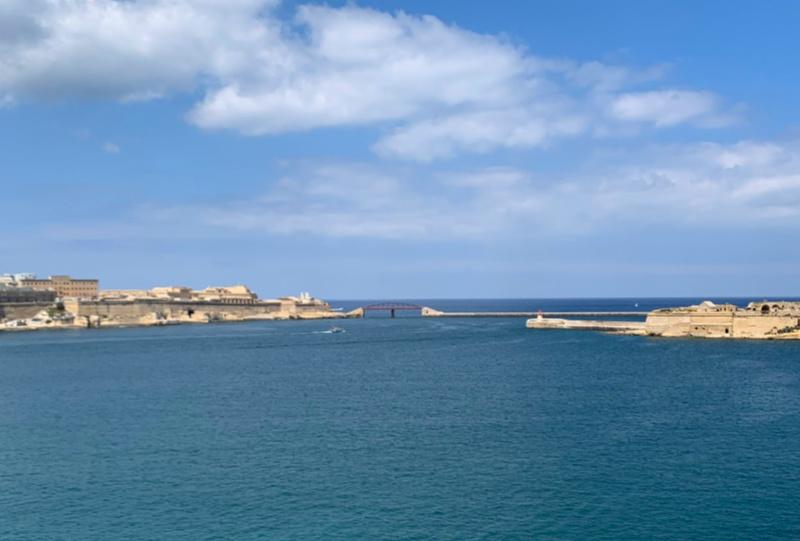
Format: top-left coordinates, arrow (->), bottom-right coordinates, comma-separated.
360,302 -> 425,318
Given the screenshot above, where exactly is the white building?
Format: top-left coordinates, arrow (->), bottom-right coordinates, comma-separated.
1,273 -> 36,286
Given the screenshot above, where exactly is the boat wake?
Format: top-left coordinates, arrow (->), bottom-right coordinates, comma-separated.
314,327 -> 346,334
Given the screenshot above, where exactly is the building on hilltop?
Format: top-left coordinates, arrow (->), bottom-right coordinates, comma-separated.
194,285 -> 259,304
276,292 -> 332,314
98,285 -> 258,304
99,289 -> 152,300
91,283 -> 329,315
150,286 -> 194,301
20,275 -> 99,299
1,273 -> 36,287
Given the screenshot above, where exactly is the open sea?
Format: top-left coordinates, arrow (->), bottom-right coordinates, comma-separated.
2,299 -> 800,540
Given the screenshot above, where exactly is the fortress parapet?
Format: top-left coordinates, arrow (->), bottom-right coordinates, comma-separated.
526,300 -> 800,340
644,300 -> 800,339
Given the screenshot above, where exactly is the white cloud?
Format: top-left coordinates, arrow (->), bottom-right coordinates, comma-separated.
0,0 -> 272,101
188,5 -> 532,134
126,140 -> 800,239
374,108 -> 588,161
176,163 -> 499,240
697,141 -> 784,169
102,142 -> 120,154
0,1 -> 735,161
40,138 -> 800,243
567,61 -> 668,92
608,90 -> 731,127
732,175 -> 800,201
579,140 -> 800,222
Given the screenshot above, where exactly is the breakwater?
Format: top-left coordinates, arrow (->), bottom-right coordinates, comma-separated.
422,307 -> 649,318
526,317 -> 646,333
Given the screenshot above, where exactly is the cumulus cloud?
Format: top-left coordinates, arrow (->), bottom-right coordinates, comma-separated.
0,1 -> 735,160
0,0 -> 46,47
188,4 -> 533,134
0,0 -> 272,101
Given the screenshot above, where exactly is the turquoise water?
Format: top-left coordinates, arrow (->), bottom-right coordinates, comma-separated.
2,314 -> 800,539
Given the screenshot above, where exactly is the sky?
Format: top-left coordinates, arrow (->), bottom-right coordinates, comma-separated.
2,0 -> 800,298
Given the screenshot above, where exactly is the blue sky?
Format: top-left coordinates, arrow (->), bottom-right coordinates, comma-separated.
2,0 -> 800,298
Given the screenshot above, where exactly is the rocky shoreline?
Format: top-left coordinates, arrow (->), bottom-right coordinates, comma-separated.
1,308 -> 351,333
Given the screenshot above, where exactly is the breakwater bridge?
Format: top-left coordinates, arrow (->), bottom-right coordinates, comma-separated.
348,303 -> 648,319
353,302 -> 426,318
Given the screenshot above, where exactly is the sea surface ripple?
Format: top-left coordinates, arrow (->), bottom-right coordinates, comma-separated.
2,303 -> 800,540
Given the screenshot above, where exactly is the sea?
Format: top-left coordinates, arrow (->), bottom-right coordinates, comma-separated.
1,298 -> 799,540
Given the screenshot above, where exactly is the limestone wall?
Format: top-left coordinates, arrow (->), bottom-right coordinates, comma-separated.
0,302 -> 54,322
644,312 -> 696,337
733,313 -> 800,338
66,299 -> 285,326
645,310 -> 800,339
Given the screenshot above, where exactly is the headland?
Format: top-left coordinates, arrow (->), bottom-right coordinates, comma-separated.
527,300 -> 800,340
1,273 -> 350,332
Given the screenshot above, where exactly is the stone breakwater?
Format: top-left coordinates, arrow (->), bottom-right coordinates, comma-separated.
527,300 -> 800,340
526,317 -> 646,333
423,307 -> 650,318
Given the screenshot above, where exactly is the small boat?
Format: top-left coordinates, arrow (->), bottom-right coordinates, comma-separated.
329,326 -> 346,334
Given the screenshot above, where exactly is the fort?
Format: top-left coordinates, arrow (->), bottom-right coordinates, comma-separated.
640,300 -> 800,339
19,275 -> 99,298
0,272 -> 346,331
527,300 -> 800,340
61,292 -> 341,328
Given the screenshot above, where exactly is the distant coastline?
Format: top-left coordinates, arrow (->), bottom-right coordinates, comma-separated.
3,275 -> 799,338
1,273 -> 352,332
527,300 -> 800,340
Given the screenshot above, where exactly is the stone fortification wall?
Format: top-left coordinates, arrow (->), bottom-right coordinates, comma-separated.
0,302 -> 54,322
645,310 -> 800,339
732,313 -> 800,338
65,298 -> 284,326
645,311 -> 734,338
294,302 -> 331,314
